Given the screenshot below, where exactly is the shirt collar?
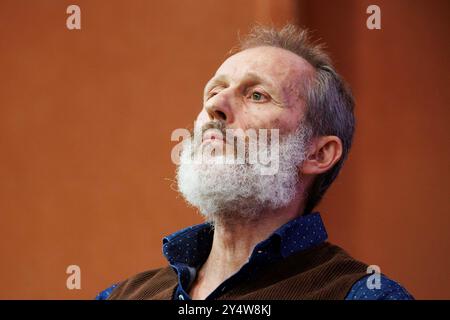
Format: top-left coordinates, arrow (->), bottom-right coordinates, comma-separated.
162,211 -> 327,266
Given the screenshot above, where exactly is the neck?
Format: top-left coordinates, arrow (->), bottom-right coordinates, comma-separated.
189,192 -> 304,299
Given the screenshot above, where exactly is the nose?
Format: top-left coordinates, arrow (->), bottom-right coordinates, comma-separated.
204,91 -> 234,124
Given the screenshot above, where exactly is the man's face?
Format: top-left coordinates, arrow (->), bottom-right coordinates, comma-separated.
176,46 -> 315,223
197,46 -> 314,136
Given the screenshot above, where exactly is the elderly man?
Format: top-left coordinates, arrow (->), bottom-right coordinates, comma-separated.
96,25 -> 413,300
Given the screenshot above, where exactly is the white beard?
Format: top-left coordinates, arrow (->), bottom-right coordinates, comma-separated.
176,125 -> 311,225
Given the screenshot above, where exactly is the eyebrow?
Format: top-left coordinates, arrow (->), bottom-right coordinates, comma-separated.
203,72 -> 277,97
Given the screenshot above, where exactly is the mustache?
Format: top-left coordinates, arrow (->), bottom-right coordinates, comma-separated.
190,120 -> 235,145
200,120 -> 227,136
192,120 -> 282,147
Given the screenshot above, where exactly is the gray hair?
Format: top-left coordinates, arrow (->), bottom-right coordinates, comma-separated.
235,24 -> 356,214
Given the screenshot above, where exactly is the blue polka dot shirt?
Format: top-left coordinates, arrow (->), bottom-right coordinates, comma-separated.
96,212 -> 413,300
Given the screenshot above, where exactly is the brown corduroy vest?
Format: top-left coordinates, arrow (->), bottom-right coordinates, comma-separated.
107,242 -> 369,300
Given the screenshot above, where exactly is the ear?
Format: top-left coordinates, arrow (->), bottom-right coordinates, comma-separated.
302,136 -> 343,175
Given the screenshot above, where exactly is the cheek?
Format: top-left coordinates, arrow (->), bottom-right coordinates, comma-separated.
274,103 -> 305,133
240,107 -> 297,133
280,111 -> 303,132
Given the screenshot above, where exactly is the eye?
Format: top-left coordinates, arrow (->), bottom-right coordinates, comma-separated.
208,92 -> 218,99
206,87 -> 222,100
248,90 -> 268,102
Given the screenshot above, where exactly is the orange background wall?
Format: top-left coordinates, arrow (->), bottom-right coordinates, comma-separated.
0,0 -> 448,299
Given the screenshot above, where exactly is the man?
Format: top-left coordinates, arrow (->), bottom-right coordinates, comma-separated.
96,24 -> 413,300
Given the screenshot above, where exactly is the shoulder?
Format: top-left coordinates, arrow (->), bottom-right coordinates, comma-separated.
95,266 -> 176,300
317,243 -> 414,300
298,242 -> 413,300
346,274 -> 414,300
